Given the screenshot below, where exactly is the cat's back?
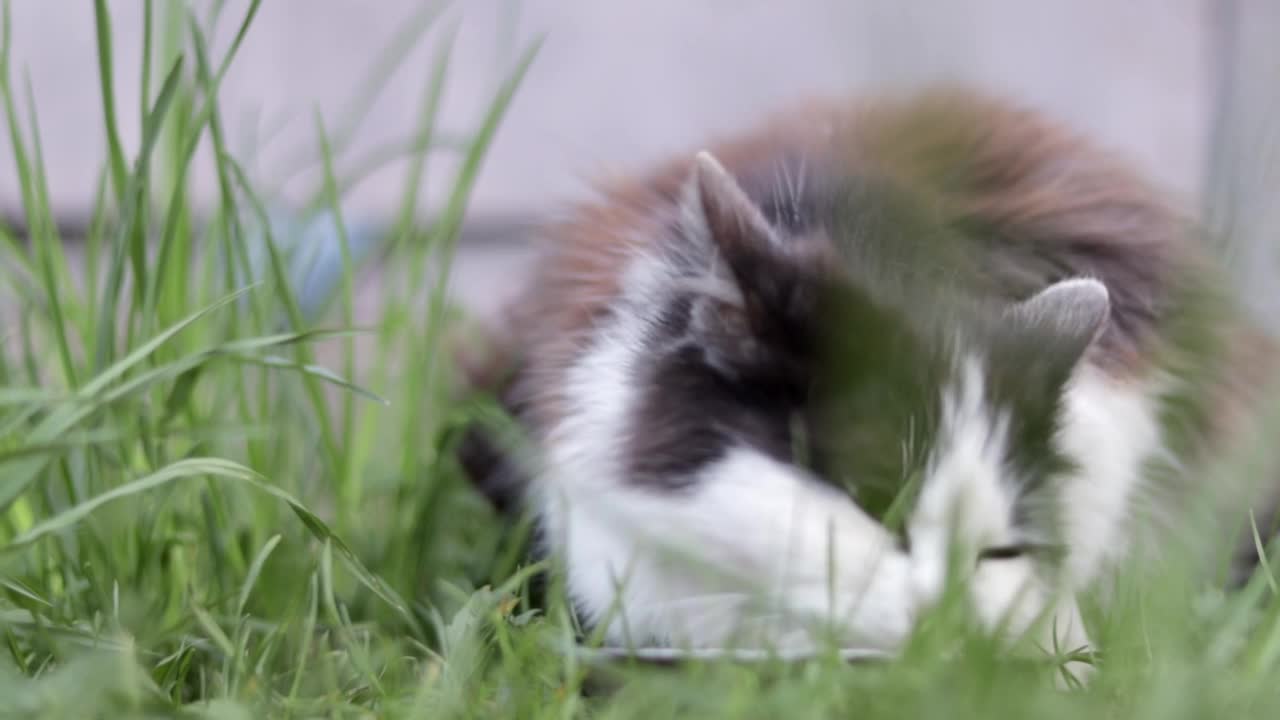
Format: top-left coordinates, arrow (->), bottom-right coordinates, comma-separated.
508,87 -> 1203,396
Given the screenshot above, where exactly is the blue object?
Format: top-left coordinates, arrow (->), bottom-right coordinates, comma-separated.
238,205 -> 385,323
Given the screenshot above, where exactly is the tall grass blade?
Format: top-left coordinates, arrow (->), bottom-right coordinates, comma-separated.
92,0 -> 129,205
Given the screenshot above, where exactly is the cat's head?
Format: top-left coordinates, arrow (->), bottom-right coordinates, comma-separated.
615,150 -> 1110,599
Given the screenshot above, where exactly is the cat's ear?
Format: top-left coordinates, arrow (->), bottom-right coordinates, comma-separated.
993,278 -> 1110,389
682,150 -> 779,262
680,152 -> 818,374
678,151 -> 790,307
1006,278 -> 1110,359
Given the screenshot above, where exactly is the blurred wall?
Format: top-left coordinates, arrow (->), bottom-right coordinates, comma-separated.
1,1 -> 1214,229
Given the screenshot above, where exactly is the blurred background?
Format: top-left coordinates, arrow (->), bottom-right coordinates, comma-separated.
2,0 -> 1277,326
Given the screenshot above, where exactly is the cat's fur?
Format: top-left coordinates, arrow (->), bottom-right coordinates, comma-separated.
454,87 -> 1278,665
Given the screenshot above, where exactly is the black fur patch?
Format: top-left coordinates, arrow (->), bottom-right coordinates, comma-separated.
654,294 -> 694,338
626,341 -> 802,489
454,379 -> 534,515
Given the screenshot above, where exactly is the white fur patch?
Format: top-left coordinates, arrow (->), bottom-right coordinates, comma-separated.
559,448 -> 915,649
1055,364 -> 1164,589
534,252 -> 655,628
909,355 -> 1016,608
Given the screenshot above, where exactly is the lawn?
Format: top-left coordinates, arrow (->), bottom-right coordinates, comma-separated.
2,3 -> 1280,718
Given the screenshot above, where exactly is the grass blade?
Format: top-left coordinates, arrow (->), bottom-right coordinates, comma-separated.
236,533 -> 282,616
313,113 -> 361,517
94,55 -> 187,369
93,0 -> 129,205
223,354 -> 388,406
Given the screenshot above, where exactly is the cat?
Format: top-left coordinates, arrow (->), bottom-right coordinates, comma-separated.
452,86 -> 1279,670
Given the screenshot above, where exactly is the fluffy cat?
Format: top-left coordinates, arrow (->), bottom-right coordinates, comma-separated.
453,87 -> 1279,669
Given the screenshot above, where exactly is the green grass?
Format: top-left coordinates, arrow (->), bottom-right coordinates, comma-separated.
2,3 -> 1280,718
